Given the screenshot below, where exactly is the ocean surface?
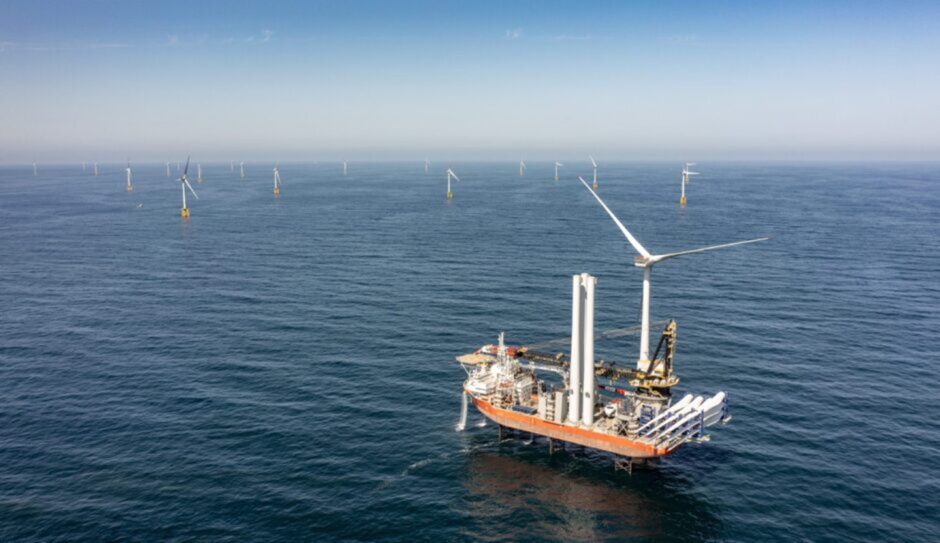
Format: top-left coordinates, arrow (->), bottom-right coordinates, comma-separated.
0,161 -> 937,542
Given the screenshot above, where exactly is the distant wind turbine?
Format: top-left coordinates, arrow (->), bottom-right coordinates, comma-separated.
589,155 -> 598,189
554,161 -> 563,181
240,161 -> 245,178
166,162 -> 171,177
680,162 -> 699,207
230,161 -> 234,173
425,159 -> 430,174
33,160 -> 37,177
273,164 -> 283,195
519,160 -> 526,177
343,160 -> 348,176
126,160 -> 133,192
446,168 -> 460,200
94,162 -> 99,176
177,157 -> 198,218
196,163 -> 203,184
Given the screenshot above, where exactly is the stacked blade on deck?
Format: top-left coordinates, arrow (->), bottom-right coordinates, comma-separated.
636,391 -> 729,450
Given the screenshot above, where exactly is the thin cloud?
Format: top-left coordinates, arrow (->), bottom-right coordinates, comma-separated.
243,29 -> 274,44
505,27 -> 523,40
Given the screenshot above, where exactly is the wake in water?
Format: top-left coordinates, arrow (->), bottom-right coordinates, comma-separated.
456,392 -> 468,431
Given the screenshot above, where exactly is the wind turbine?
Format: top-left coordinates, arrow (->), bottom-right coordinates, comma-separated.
125,160 -> 133,192
680,162 -> 699,207
230,161 -> 234,173
577,176 -> 767,372
94,162 -> 99,176
273,163 -> 283,195
178,157 -> 199,218
82,161 -> 86,173
519,160 -> 526,177
166,162 -> 171,177
240,161 -> 245,178
446,168 -> 460,200
589,155 -> 598,189
196,163 -> 203,184
554,161 -> 563,181
32,160 -> 37,176
425,159 -> 430,174
342,160 -> 348,176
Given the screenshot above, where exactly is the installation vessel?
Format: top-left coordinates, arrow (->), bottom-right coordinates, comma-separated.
456,179 -> 767,470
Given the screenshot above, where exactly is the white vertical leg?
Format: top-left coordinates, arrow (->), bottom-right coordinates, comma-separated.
582,273 -> 596,426
568,274 -> 583,423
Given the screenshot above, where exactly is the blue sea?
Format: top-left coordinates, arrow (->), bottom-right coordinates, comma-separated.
0,161 -> 937,541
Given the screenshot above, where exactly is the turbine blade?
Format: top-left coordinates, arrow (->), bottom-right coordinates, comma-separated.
589,155 -> 597,168
650,238 -> 769,263
183,156 -> 191,176
183,177 -> 199,199
578,176 -> 651,258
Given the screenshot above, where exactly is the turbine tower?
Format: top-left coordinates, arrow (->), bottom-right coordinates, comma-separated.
33,160 -> 37,176
273,164 -> 283,195
680,162 -> 699,206
446,168 -> 460,200
343,160 -> 348,176
230,161 -> 234,173
196,163 -> 203,184
589,155 -> 598,189
94,162 -> 99,176
240,161 -> 245,178
577,176 -> 767,371
177,157 -> 199,218
519,160 -> 526,177
166,162 -> 171,177
425,159 -> 430,174
125,161 -> 133,192
554,161 -> 563,181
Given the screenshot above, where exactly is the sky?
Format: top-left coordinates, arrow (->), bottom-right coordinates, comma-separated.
1,0 -> 939,163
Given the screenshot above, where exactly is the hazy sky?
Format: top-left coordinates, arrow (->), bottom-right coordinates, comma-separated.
2,0 -> 939,162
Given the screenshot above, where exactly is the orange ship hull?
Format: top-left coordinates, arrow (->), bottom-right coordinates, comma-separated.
472,396 -> 670,459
